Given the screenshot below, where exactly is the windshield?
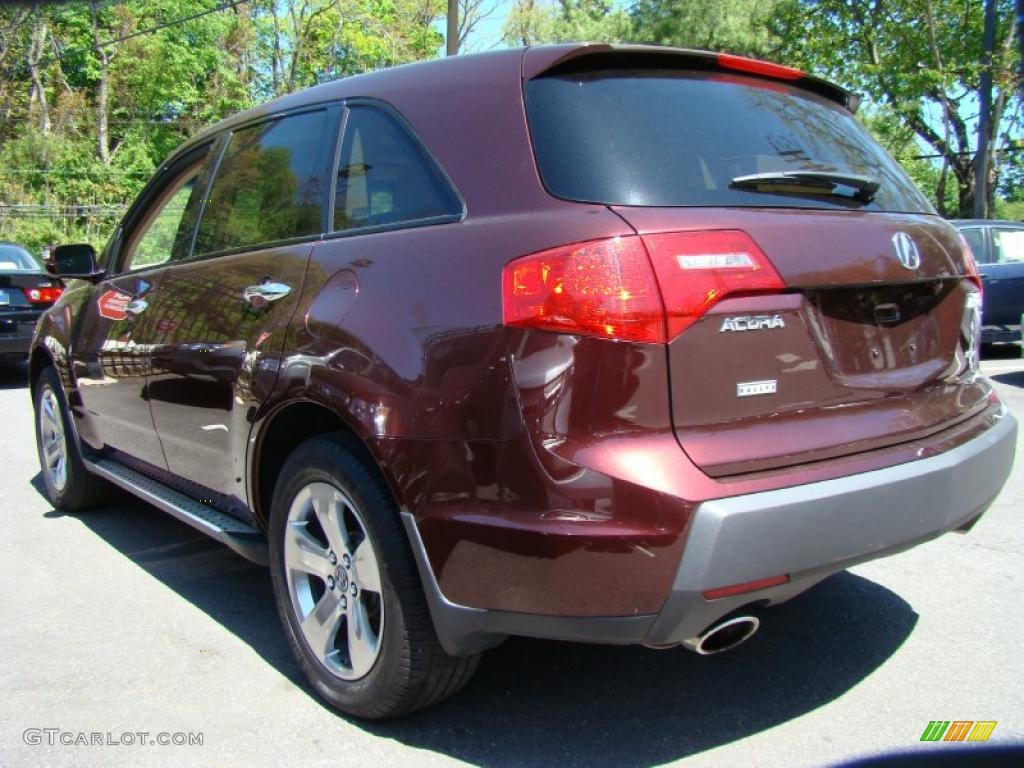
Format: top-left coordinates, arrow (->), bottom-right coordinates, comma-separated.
0,244 -> 41,271
524,69 -> 933,213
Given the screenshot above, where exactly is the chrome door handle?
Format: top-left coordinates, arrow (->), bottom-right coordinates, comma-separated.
124,298 -> 148,316
243,282 -> 291,309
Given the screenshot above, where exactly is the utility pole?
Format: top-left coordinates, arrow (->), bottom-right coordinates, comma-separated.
447,0 -> 458,56
974,0 -> 997,219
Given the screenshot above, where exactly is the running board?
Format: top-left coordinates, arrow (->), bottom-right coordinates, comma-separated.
86,458 -> 269,565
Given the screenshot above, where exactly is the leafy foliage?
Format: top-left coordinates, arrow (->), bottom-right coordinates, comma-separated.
774,0 -> 1021,217
1,0 -> 1020,260
0,0 -> 442,254
631,0 -> 790,58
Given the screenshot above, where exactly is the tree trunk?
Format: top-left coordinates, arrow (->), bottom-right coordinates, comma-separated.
954,167 -> 975,219
89,0 -> 110,165
973,0 -> 997,218
935,160 -> 949,218
27,7 -> 50,135
272,4 -> 283,96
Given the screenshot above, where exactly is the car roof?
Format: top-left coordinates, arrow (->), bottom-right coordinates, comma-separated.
165,44 -> 856,167
950,219 -> 1024,227
153,45 -> 862,218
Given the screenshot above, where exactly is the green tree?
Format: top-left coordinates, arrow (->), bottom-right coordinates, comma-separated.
776,0 -> 1022,218
630,0 -> 790,58
0,0 -> 444,254
502,0 -> 632,45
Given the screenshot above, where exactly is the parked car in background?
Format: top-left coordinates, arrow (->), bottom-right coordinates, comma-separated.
0,242 -> 63,364
29,45 -> 1017,719
952,220 -> 1024,345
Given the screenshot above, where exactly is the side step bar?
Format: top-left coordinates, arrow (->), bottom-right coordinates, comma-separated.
86,458 -> 269,566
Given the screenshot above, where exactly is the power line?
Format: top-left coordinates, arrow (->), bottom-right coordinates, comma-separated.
911,145 -> 1024,160
87,0 -> 251,54
8,0 -> 252,77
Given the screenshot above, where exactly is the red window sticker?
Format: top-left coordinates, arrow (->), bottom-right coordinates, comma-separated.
97,290 -> 132,321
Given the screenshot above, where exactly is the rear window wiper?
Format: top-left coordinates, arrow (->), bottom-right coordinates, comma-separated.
730,170 -> 880,203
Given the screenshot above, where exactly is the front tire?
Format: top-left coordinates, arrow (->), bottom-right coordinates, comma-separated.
33,366 -> 113,510
268,434 -> 479,719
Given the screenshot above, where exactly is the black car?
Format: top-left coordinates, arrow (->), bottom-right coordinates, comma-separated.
952,220 -> 1024,344
0,243 -> 64,363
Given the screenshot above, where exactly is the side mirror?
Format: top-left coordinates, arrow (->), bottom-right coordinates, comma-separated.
51,243 -> 102,280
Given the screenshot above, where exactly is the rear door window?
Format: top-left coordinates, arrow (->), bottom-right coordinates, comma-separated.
332,105 -> 461,232
992,227 -> 1024,264
525,69 -> 932,213
0,244 -> 39,271
193,109 -> 331,257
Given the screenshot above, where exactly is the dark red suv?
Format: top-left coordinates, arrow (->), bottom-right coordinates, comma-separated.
31,44 -> 1017,719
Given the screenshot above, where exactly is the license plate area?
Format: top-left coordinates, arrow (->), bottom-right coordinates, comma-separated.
805,281 -> 960,388
0,289 -> 9,305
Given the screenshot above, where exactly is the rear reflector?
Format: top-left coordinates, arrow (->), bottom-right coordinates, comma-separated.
702,574 -> 790,601
502,236 -> 666,342
643,230 -> 785,338
23,286 -> 63,304
503,230 -> 785,343
717,53 -> 804,81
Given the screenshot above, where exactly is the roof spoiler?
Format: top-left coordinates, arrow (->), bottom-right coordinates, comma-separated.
522,44 -> 860,113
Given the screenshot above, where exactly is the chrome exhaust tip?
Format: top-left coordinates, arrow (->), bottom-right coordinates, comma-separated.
683,615 -> 760,655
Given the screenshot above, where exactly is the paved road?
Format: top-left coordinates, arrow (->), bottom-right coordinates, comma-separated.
1,351 -> 1022,768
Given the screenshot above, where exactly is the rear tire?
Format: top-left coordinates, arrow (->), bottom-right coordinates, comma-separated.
33,366 -> 113,511
268,433 -> 479,719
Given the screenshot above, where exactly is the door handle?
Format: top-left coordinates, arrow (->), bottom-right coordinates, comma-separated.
124,298 -> 148,316
243,282 -> 291,309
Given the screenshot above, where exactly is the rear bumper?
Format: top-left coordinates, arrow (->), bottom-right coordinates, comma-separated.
0,329 -> 34,358
646,408 -> 1017,646
410,410 -> 1017,655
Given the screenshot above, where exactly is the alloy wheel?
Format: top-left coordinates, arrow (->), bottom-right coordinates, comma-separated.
38,385 -> 68,492
283,481 -> 384,680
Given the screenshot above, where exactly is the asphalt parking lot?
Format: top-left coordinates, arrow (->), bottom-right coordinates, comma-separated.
1,349 -> 1022,768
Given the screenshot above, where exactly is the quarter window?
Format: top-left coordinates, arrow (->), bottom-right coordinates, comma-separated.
333,106 -> 461,232
193,110 -> 330,257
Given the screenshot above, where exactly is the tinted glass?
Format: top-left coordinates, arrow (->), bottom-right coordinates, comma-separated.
333,106 -> 461,232
194,110 -> 329,256
525,69 -> 933,212
125,165 -> 204,270
992,227 -> 1024,264
959,227 -> 988,264
0,244 -> 39,270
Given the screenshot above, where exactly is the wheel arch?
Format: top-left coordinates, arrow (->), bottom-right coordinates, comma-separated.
28,344 -> 53,397
249,398 -> 402,531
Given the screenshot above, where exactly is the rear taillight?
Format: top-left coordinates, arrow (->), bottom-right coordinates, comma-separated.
502,236 -> 667,342
502,230 -> 785,343
957,232 -> 984,294
23,286 -> 63,304
642,230 -> 785,339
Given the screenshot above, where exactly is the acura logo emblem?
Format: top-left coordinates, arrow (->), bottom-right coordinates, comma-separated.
891,232 -> 921,270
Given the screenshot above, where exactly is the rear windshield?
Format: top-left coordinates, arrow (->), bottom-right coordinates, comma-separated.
524,69 -> 933,213
0,244 -> 40,271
